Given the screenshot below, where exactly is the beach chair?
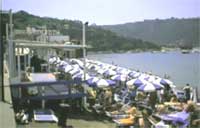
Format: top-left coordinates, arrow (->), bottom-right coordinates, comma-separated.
92,103 -> 104,114
113,118 -> 135,128
105,111 -> 130,119
152,110 -> 192,128
114,93 -> 122,102
33,109 -> 58,122
147,115 -> 171,128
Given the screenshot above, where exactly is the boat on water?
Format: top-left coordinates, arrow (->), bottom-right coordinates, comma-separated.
192,48 -> 200,53
181,49 -> 190,54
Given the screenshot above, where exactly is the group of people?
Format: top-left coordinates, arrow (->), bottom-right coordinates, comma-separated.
51,56 -> 199,127
86,82 -> 198,128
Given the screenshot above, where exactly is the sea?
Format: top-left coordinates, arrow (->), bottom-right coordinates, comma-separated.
88,51 -> 200,91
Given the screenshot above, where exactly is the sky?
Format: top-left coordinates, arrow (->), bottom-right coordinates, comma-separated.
2,0 -> 199,25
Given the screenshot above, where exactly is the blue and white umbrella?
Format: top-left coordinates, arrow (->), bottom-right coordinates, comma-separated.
103,69 -> 117,76
111,74 -> 129,82
116,67 -> 131,74
97,69 -> 107,74
70,59 -> 84,67
157,78 -> 175,88
72,64 -> 81,69
137,82 -> 164,92
72,73 -> 91,81
94,79 -> 116,88
48,56 -> 57,64
86,63 -> 91,68
69,68 -> 81,75
64,65 -> 73,73
88,65 -> 100,71
59,61 -> 68,66
138,73 -> 151,80
56,61 -> 68,68
129,71 -> 141,78
85,77 -> 100,86
53,57 -> 61,65
58,64 -> 68,71
110,65 -> 117,70
126,78 -> 147,87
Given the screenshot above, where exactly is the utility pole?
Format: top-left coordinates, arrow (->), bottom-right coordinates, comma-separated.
1,9 -> 14,101
0,10 -> 4,101
8,9 -> 16,78
82,22 -> 88,108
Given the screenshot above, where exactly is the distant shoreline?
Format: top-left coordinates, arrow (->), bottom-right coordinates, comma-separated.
88,47 -> 200,55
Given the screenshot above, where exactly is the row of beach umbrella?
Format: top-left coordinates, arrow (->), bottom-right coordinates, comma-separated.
48,56 -> 175,92
85,59 -> 175,91
48,56 -> 117,88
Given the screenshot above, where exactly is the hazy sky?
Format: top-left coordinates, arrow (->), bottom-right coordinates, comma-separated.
2,0 -> 199,25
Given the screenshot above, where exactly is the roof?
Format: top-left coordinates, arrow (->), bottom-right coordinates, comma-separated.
11,79 -> 86,100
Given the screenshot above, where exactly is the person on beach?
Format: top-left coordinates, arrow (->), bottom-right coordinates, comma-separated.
170,94 -> 178,103
103,88 -> 113,110
111,106 -> 145,128
148,91 -> 157,110
183,83 -> 192,101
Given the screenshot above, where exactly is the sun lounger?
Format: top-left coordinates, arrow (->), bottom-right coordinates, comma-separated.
92,104 -> 104,114
147,115 -> 171,128
113,118 -> 135,127
147,115 -> 158,126
34,109 -> 58,122
155,121 -> 171,128
153,110 -> 191,128
105,111 -> 130,119
114,94 -> 122,102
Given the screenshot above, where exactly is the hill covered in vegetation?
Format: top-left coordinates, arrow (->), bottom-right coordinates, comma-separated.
1,10 -> 160,52
102,18 -> 200,48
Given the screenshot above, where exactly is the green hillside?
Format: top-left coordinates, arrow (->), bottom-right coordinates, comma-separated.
1,11 -> 160,52
102,18 -> 200,47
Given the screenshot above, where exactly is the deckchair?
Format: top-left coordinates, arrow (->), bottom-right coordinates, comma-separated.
147,115 -> 171,128
152,110 -> 191,128
105,111 -> 130,119
113,117 -> 135,128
